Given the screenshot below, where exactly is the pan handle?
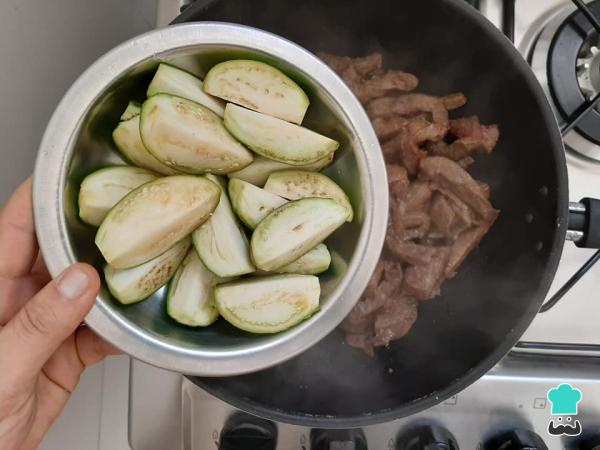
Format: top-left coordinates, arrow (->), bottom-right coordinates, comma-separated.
541,198 -> 600,312
567,198 -> 600,248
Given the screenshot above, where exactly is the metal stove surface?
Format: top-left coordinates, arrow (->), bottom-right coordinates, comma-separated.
129,356 -> 600,450
128,1 -> 600,449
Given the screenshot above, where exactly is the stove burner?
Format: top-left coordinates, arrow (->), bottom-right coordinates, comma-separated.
528,0 -> 600,161
548,1 -> 600,149
577,34 -> 600,100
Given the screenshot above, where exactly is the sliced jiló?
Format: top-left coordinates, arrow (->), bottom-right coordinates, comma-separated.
227,153 -> 334,187
251,197 -> 347,271
166,249 -> 220,326
264,170 -> 353,221
276,243 -> 331,275
192,175 -> 255,277
78,166 -> 157,227
227,178 -> 288,229
147,63 -> 225,117
214,274 -> 320,333
139,94 -> 253,174
203,59 -> 309,124
224,103 -> 339,165
104,238 -> 190,304
112,115 -> 179,175
95,175 -> 220,269
120,101 -> 141,121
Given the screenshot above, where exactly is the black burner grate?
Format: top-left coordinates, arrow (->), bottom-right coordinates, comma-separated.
500,0 -> 600,313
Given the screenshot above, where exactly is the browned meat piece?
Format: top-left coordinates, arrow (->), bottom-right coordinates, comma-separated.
318,52 -> 352,73
419,156 -> 498,220
372,116 -> 407,141
446,211 -> 498,277
390,202 -> 405,238
477,181 -> 491,199
402,211 -> 431,241
319,52 -> 382,77
441,93 -> 467,110
382,116 -> 446,174
360,70 -> 419,100
434,188 -> 478,229
375,262 -> 403,304
345,333 -> 375,356
387,164 -> 410,198
352,53 -> 384,77
429,117 -> 499,161
341,306 -> 373,334
458,156 -> 475,169
372,296 -> 418,347
386,234 -> 437,265
430,194 -> 456,238
401,181 -> 433,212
364,259 -> 385,298
344,260 -> 402,328
403,247 -> 450,301
367,94 -> 450,127
319,52 -> 417,103
407,116 -> 447,143
421,231 -> 448,246
450,116 -> 499,153
383,132 -> 427,175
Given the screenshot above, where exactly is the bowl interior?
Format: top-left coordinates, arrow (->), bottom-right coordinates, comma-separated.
63,44 -> 369,352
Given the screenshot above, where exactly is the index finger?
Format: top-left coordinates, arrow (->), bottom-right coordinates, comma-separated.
0,178 -> 38,279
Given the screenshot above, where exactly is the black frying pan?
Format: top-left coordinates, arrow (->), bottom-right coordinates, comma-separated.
175,0 -> 600,427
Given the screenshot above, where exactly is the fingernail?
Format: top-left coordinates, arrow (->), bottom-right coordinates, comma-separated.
57,266 -> 90,300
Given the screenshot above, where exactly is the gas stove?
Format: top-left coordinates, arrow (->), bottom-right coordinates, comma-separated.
130,1 -> 600,449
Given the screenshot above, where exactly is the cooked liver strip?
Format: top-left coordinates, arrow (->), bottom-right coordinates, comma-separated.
322,53 -> 500,355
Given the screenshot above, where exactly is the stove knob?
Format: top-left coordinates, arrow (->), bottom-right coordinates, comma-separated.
485,429 -> 547,450
218,412 -> 277,450
311,428 -> 368,450
396,425 -> 459,450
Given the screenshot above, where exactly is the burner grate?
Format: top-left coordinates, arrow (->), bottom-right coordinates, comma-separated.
505,0 -> 600,313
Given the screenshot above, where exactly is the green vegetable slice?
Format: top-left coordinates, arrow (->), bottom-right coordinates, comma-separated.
120,101 -> 142,121
251,197 -> 347,271
276,244 -> 331,275
227,154 -> 333,187
227,178 -> 287,229
96,175 -> 220,269
192,175 -> 255,277
204,59 -> 309,124
140,94 -> 253,174
147,63 -> 225,117
105,238 -> 190,305
78,166 -> 157,227
215,274 -> 320,333
166,249 -> 220,326
224,104 -> 339,165
112,115 -> 179,175
264,170 -> 353,221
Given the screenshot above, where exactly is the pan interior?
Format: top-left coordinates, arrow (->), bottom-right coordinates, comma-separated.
184,0 -> 567,425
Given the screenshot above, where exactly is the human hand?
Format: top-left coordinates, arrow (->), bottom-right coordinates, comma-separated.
0,178 -> 120,450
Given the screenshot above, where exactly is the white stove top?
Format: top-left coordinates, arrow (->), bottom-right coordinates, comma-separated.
503,0 -> 600,349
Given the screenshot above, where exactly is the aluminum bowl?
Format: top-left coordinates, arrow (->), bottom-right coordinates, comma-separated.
33,23 -> 388,376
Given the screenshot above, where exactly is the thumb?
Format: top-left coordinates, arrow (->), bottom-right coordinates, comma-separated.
0,263 -> 100,384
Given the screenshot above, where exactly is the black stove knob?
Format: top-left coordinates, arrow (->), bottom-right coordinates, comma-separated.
396,425 -> 459,450
485,429 -> 547,450
218,412 -> 277,450
311,428 -> 368,450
